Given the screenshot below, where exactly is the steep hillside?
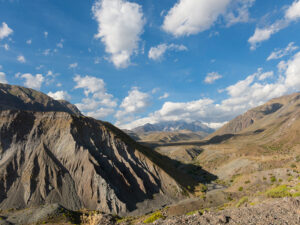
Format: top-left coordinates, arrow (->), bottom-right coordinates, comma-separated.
0,84 -> 199,215
211,92 -> 300,137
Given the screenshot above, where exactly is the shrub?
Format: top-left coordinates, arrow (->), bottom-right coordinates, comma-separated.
265,185 -> 292,198
236,197 -> 248,207
291,164 -> 297,168
238,187 -> 243,192
270,176 -> 276,183
245,180 -> 250,184
143,211 -> 165,224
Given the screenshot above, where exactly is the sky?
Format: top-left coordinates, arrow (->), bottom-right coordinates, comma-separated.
1,0 -> 300,130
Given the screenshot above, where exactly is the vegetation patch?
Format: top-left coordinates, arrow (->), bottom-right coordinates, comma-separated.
236,196 -> 248,207
265,185 -> 292,198
143,211 -> 165,224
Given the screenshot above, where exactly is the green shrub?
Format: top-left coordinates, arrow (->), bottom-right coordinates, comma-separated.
270,176 -> 276,183
143,211 -> 165,224
238,187 -> 243,191
291,164 -> 297,168
236,197 -> 248,207
245,180 -> 250,184
266,185 -> 292,198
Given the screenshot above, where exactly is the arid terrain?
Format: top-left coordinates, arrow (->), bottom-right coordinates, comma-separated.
1,84 -> 300,224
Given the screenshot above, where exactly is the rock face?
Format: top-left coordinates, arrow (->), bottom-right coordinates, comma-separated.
0,84 -> 183,215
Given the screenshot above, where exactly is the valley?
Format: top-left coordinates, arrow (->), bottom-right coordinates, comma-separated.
1,84 -> 300,224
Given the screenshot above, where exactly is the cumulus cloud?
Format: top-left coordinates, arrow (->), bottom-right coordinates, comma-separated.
162,0 -> 255,37
0,22 -> 13,40
267,42 -> 298,61
44,31 -> 48,38
69,62 -> 78,69
119,52 -> 300,130
74,75 -> 117,119
115,87 -> 151,124
21,73 -> 44,90
0,72 -> 7,84
26,39 -> 32,45
204,72 -> 222,84
249,0 -> 300,50
148,43 -> 187,61
17,55 -> 26,63
92,0 -> 145,68
47,91 -> 71,100
285,0 -> 300,20
162,0 -> 231,37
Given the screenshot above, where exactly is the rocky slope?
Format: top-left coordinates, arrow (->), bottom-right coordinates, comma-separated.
0,83 -> 189,215
211,92 -> 300,137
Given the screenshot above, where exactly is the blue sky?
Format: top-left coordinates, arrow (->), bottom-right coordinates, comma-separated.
1,0 -> 300,129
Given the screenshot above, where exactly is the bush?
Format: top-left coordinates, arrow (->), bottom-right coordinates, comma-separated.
238,187 -> 243,191
270,176 -> 276,183
265,185 -> 292,198
143,211 -> 165,224
236,197 -> 248,207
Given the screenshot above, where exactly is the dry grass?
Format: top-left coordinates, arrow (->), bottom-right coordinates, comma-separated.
81,212 -> 103,225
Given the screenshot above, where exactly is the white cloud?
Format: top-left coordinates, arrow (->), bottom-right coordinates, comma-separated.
0,72 -> 7,84
249,0 -> 300,50
69,62 -> 78,69
224,0 -> 255,26
267,42 -> 298,61
258,71 -> 274,81
56,39 -> 64,48
74,75 -> 117,119
162,0 -> 231,37
204,72 -> 222,84
1,43 -> 9,50
17,55 -> 26,63
115,87 -> 151,124
0,65 -> 2,70
159,93 -> 170,100
87,108 -> 115,118
43,49 -> 51,56
92,0 -> 145,68
148,43 -> 187,61
20,73 -> 44,90
26,39 -> 32,45
44,31 -> 48,38
0,22 -> 13,40
248,20 -> 288,50
47,91 -> 71,100
119,52 -> 300,130
285,0 -> 300,21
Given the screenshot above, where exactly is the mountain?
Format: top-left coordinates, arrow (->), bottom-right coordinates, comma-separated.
138,130 -> 208,144
132,121 -> 215,134
211,92 -> 300,139
0,83 -> 194,215
0,83 -> 81,115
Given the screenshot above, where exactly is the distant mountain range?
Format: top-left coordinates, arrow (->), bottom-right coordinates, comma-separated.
132,121 -> 215,133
